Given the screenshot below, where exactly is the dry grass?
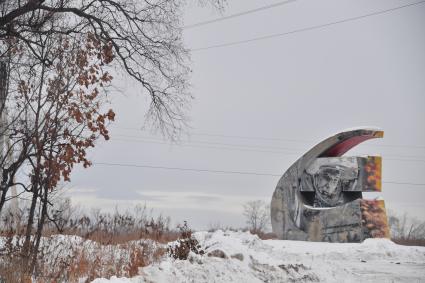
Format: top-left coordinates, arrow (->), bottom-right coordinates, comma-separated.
0,203 -> 184,282
256,232 -> 277,240
0,232 -> 172,282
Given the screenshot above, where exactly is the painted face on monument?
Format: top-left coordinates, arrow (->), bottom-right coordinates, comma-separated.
302,158 -> 359,207
313,166 -> 344,206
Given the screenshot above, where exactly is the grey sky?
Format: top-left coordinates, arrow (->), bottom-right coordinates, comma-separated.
66,0 -> 425,229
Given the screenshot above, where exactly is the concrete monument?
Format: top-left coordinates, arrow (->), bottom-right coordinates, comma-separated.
271,128 -> 390,242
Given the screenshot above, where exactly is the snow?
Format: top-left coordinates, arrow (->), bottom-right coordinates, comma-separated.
338,126 -> 383,133
91,230 -> 425,283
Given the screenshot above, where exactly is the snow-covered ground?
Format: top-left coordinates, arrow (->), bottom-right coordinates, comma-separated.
92,230 -> 425,283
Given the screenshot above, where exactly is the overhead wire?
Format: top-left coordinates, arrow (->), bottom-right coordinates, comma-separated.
111,137 -> 302,155
113,133 -> 425,156
106,128 -> 425,161
113,134 -> 306,151
109,136 -> 425,162
92,161 -> 425,187
111,126 -> 312,143
190,0 -> 425,51
183,0 -> 298,29
110,126 -> 425,149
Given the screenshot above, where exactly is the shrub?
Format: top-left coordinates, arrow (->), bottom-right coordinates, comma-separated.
168,221 -> 204,260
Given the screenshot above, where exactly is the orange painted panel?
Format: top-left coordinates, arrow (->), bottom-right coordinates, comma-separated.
361,199 -> 390,239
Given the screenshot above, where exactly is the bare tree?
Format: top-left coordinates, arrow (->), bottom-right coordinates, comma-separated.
243,200 -> 270,234
0,0 -> 225,136
388,212 -> 425,241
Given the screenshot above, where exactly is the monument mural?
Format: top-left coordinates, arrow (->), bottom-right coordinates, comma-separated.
271,128 -> 390,242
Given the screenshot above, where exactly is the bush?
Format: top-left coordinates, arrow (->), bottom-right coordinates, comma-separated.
168,221 -> 204,260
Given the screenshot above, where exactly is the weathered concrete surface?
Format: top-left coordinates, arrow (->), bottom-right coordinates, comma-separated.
271,128 -> 389,242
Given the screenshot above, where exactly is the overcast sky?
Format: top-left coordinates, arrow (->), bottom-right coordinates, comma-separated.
65,0 -> 425,230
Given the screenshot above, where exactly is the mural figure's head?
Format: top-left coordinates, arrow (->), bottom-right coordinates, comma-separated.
313,165 -> 344,207
303,158 -> 359,207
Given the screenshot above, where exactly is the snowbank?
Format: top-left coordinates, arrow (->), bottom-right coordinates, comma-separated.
92,230 -> 425,283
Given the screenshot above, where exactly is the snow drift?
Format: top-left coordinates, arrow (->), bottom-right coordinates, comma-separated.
92,230 -> 425,282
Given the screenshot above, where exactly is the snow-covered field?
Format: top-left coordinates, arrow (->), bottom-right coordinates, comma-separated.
92,230 -> 425,283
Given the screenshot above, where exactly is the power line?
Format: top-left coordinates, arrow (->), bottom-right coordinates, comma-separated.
188,132 -> 309,143
111,126 -> 425,149
114,134 -> 306,151
94,162 -> 279,177
385,158 -> 425,163
183,0 -> 298,29
111,137 -> 301,155
191,1 -> 425,51
111,126 -> 312,143
106,131 -> 425,162
113,133 -> 425,158
93,161 -> 425,187
383,181 -> 425,187
109,136 -> 425,162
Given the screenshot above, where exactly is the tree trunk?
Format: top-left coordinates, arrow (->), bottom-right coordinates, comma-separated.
22,183 -> 39,273
30,185 -> 48,275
